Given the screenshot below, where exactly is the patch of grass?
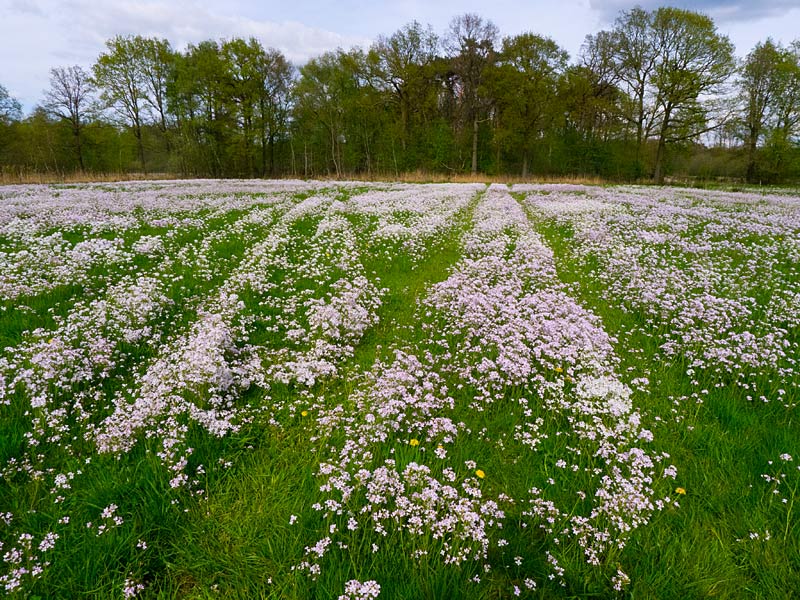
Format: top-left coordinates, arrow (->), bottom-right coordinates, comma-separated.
530,211 -> 800,599
3,183 -> 798,599
164,187 -> 485,599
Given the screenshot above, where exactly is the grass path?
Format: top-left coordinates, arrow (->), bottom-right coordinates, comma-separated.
158,188 -> 484,599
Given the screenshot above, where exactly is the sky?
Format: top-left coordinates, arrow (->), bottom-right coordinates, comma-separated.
2,0 -> 799,111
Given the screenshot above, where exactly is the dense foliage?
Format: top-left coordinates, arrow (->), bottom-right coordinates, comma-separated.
1,7 -> 799,182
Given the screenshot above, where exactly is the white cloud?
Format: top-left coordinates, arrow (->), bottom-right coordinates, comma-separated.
588,0 -> 799,22
60,0 -> 372,62
8,0 -> 46,16
0,0 -> 371,109
721,7 -> 800,55
1,0 -> 798,112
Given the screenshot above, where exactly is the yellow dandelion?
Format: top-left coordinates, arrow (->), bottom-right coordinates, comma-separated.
554,366 -> 563,373
675,487 -> 686,495
300,410 -> 308,417
475,469 -> 485,479
409,438 -> 420,447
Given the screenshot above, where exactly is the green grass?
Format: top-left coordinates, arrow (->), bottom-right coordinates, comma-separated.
1,183 -> 798,599
161,189 -> 485,599
0,198 -> 298,597
531,214 -> 800,599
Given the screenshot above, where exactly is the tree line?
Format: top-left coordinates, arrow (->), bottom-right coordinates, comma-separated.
1,7 -> 799,184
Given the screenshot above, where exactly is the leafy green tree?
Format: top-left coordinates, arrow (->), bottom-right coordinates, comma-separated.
92,35 -> 175,172
490,33 -> 568,176
370,21 -> 439,169
739,40 -> 790,182
445,13 -> 499,174
216,39 -> 294,177
12,108 -> 64,173
765,40 -> 800,178
569,42 -> 626,143
293,52 -> 348,177
169,40 -> 232,176
93,36 -> 149,170
648,8 -> 735,183
0,15 -> 777,182
588,7 -> 735,182
258,48 -> 293,176
139,38 -> 176,137
222,38 -> 267,176
604,7 -> 659,174
293,49 -> 382,176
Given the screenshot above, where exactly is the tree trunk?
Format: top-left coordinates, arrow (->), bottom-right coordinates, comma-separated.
391,136 -> 399,178
269,133 -> 275,176
330,126 -> 339,177
635,120 -> 644,178
653,112 -> 671,185
653,135 -> 666,184
745,127 -> 759,183
74,125 -> 84,171
134,123 -> 146,173
244,117 -> 254,177
471,116 -> 479,175
400,96 -> 409,152
521,149 -> 529,178
159,111 -> 171,153
260,131 -> 267,177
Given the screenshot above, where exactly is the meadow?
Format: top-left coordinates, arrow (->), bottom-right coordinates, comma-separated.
0,180 -> 797,598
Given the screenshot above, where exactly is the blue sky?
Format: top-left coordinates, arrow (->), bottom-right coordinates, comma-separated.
2,0 -> 799,110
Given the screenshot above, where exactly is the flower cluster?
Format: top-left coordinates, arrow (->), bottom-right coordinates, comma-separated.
8,180 -> 788,595
302,184 -> 671,589
520,184 -> 800,384
0,519 -> 58,594
338,579 -> 381,600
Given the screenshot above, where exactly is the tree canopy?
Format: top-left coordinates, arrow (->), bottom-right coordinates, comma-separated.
2,7 -> 799,183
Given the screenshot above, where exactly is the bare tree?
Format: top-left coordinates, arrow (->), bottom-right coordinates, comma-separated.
44,66 -> 94,171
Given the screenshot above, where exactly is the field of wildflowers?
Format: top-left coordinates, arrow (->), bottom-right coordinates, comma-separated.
0,180 -> 797,598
